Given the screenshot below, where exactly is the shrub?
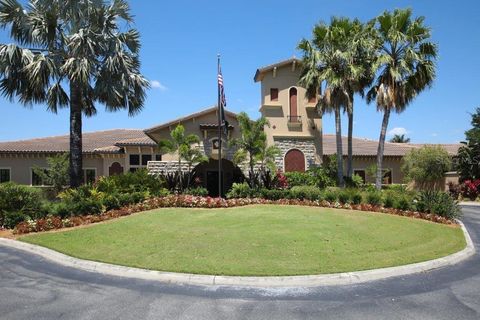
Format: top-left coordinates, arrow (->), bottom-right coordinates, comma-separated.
344,174 -> 364,188
260,188 -> 287,200
366,191 -> 383,206
96,169 -> 165,195
383,193 -> 395,208
348,190 -> 363,205
324,190 -> 338,203
3,211 -> 29,229
309,167 -> 336,189
58,185 -> 105,216
460,180 -> 480,201
289,186 -> 322,201
102,193 -> 122,211
338,190 -> 350,204
227,182 -> 256,198
394,196 -> 411,211
284,172 -> 314,187
402,145 -> 452,187
415,190 -> 461,219
184,187 -> 208,197
447,182 -> 461,199
0,183 -> 44,227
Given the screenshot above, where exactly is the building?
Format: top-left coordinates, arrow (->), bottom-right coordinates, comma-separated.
0,58 -> 461,195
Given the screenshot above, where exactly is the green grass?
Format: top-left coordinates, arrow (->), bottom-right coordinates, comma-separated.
20,205 -> 466,276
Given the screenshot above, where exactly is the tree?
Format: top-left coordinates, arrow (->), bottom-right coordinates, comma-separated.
402,145 -> 451,189
367,8 -> 437,190
230,112 -> 269,187
457,107 -> 480,181
0,0 -> 149,188
390,134 -> 411,143
299,17 -> 375,186
32,153 -> 69,194
158,124 -> 207,191
255,141 -> 280,174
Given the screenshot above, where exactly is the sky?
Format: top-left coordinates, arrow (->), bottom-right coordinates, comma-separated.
0,0 -> 479,143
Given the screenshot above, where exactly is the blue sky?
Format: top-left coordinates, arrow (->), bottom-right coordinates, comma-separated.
0,0 -> 479,143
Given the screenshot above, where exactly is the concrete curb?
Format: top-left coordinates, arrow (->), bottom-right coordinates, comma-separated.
0,221 -> 475,288
459,202 -> 480,207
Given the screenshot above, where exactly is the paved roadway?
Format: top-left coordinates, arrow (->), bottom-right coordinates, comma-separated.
0,206 -> 479,320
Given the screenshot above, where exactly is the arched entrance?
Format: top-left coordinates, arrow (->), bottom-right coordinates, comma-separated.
194,158 -> 244,197
284,149 -> 305,172
109,162 -> 124,176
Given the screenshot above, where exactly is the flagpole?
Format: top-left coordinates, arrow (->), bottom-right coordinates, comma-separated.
217,54 -> 223,198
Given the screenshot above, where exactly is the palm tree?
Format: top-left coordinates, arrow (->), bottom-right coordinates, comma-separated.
230,112 -> 269,187
256,141 -> 280,174
158,124 -> 207,190
390,134 -> 411,143
0,0 -> 149,188
367,9 -> 437,189
299,17 -> 374,186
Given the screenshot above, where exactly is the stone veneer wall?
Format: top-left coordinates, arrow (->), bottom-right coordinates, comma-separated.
274,137 -> 317,171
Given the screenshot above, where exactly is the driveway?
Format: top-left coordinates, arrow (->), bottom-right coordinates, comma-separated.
0,206 -> 479,320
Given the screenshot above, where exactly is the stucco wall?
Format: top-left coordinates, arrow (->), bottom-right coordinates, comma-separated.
0,153 -> 104,185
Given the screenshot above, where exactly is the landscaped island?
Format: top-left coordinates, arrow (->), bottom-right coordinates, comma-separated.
20,205 -> 465,276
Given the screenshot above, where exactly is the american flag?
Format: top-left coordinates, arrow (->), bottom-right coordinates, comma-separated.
218,66 -> 228,135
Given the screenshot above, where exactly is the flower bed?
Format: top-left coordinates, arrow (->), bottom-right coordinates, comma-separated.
13,195 -> 457,235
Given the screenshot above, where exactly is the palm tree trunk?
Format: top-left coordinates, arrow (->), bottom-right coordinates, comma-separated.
347,108 -> 353,178
334,107 -> 344,187
375,108 -> 391,190
249,154 -> 255,188
69,82 -> 83,188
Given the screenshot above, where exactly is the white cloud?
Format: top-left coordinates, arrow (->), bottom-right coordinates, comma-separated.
150,80 -> 167,91
387,127 -> 408,136
431,133 -> 438,137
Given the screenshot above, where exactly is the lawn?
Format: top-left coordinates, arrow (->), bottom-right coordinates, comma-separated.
20,205 -> 466,276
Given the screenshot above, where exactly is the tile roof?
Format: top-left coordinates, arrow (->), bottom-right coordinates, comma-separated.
254,57 -> 302,82
0,129 -> 156,154
321,135 -> 461,156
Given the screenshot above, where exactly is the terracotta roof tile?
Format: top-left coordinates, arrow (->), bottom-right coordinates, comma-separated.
0,129 -> 155,154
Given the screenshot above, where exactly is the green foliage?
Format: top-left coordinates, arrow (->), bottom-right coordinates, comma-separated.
338,190 -> 351,204
3,211 -> 29,229
324,190 -> 338,203
95,169 -> 167,196
289,186 -> 323,201
390,134 -> 410,143
458,107 -> 480,181
383,193 -> 395,208
402,145 -> 452,186
58,185 -> 105,216
366,191 -> 383,206
415,190 -> 460,219
260,188 -> 287,200
284,172 -> 314,187
32,154 -> 69,194
394,196 -> 411,211
0,182 -> 44,227
348,189 -> 363,205
184,187 -> 208,197
231,112 -> 270,187
226,182 -> 256,199
344,174 -> 364,188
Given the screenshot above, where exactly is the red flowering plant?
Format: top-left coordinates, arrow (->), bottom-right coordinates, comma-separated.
461,179 -> 480,201
275,170 -> 288,189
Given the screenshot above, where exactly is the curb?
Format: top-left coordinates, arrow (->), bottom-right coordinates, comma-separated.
459,202 -> 480,207
0,221 -> 475,288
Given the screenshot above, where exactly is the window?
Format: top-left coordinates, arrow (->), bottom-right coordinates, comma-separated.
212,139 -> 220,150
308,95 -> 316,103
270,88 -> 279,101
141,154 -> 152,166
129,154 -> 140,166
289,87 -> 298,118
353,170 -> 366,183
155,154 -> 162,161
0,168 -> 10,183
83,169 -> 96,184
31,168 -> 49,186
382,169 -> 392,185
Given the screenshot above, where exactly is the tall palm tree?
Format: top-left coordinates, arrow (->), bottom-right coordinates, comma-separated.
158,124 -> 207,190
0,0 -> 149,188
230,112 -> 269,187
367,9 -> 437,189
299,17 -> 374,186
390,134 -> 411,143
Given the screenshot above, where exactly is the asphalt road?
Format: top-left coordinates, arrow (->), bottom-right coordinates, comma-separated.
1,206 -> 479,320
